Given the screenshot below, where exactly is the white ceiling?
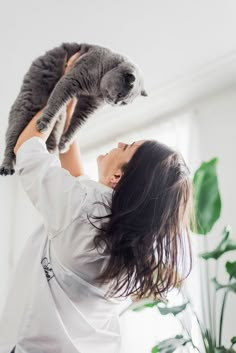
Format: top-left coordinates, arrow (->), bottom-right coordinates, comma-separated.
1,0 -> 236,135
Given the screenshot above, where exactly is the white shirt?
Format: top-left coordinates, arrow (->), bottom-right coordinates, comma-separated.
0,136 -> 132,353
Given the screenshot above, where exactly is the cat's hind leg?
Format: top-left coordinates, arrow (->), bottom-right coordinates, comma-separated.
0,127 -> 19,176
0,152 -> 15,176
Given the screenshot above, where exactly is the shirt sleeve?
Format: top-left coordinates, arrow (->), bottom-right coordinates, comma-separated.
15,136 -> 89,238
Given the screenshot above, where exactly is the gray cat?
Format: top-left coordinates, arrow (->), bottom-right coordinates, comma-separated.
0,42 -> 147,176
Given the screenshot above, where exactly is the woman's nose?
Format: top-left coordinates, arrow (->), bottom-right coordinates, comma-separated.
118,142 -> 126,148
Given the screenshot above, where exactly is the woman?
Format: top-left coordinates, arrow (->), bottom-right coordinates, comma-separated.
1,56 -> 193,353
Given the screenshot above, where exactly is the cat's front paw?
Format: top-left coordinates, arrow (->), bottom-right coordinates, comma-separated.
36,116 -> 50,133
0,163 -> 15,176
59,136 -> 70,153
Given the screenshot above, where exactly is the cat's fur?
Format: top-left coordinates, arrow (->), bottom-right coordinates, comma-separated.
0,42 -> 147,176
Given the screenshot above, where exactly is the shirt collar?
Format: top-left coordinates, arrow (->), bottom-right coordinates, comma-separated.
96,181 -> 113,194
76,174 -> 113,194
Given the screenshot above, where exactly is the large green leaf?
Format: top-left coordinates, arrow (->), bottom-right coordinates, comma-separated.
191,158 -> 221,235
157,302 -> 189,316
226,262 -> 236,279
212,278 -> 236,293
151,335 -> 191,353
200,227 -> 236,260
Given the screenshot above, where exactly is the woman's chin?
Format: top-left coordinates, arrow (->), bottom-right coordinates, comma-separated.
96,154 -> 105,164
97,152 -> 108,160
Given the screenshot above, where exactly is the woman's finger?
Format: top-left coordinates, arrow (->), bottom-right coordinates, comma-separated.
64,51 -> 80,74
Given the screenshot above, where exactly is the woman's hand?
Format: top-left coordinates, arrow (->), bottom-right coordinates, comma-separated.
64,51 -> 80,75
63,51 -> 80,132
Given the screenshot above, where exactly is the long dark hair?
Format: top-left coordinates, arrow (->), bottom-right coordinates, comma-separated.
88,140 -> 193,302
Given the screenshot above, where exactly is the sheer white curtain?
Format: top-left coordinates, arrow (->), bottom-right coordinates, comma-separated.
82,112 -> 202,353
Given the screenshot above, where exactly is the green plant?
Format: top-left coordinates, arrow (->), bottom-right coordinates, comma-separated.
127,158 -> 236,352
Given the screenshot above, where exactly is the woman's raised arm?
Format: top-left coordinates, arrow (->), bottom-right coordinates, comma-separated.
59,138 -> 84,177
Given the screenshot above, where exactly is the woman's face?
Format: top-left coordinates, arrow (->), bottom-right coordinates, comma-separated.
97,140 -> 146,188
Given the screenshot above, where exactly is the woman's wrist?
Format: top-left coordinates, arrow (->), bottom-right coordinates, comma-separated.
59,139 -> 84,177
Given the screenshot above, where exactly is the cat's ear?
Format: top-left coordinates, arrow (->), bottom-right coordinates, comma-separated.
141,89 -> 148,97
125,73 -> 135,84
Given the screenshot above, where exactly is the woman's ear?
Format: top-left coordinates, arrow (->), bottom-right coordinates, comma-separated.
109,173 -> 122,188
